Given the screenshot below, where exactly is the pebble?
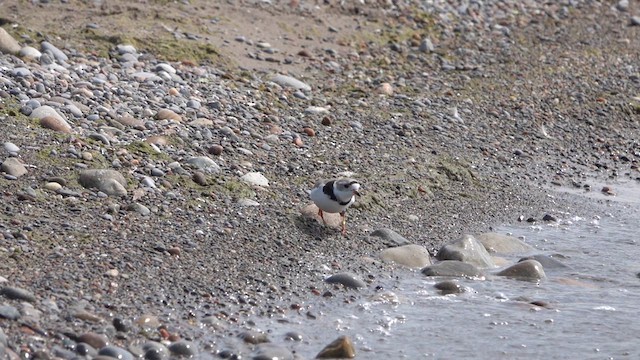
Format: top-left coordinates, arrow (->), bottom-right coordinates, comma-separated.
304,106 -> 329,114
496,259 -> 546,281
76,342 -> 98,357
19,46 -> 42,60
185,156 -> 221,174
271,74 -> 311,91
237,198 -> 259,206
128,203 -> 151,216
0,28 -> 21,55
253,343 -> 294,360
98,346 -> 134,360
155,108 -> 182,122
41,41 -> 68,62
208,144 -> 223,156
434,280 -> 466,295
419,37 -> 435,52
241,172 -> 269,187
436,234 -> 496,268
78,169 -> 128,196
370,228 -> 411,246
379,244 -> 432,268
4,142 -> 20,154
238,331 -> 269,344
77,333 -> 108,349
631,16 -> 640,26
0,286 -> 36,302
167,340 -> 197,357
519,254 -> 568,269
0,305 -> 20,320
1,157 -> 27,178
325,273 -> 366,289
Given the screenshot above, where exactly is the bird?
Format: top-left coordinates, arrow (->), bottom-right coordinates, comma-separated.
309,178 -> 361,235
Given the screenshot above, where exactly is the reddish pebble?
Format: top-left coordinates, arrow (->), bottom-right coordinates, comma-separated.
168,247 -> 181,256
303,127 -> 315,136
293,137 -> 303,147
168,88 -> 179,96
208,144 -> 223,156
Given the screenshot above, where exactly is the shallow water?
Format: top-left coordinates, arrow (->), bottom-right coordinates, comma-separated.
251,192 -> 640,359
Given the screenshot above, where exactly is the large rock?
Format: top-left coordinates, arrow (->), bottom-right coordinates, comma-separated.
369,228 -> 411,246
436,234 -> 496,268
1,158 -> 28,177
0,28 -> 21,55
476,232 -> 535,254
421,260 -> 483,278
379,244 -> 431,268
31,106 -> 72,133
496,260 -> 546,281
78,169 -> 127,196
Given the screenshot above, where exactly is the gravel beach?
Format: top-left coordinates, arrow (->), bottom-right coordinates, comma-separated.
0,0 -> 639,358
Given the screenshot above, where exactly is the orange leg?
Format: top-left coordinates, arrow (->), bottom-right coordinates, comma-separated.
340,211 -> 347,235
318,209 -> 326,224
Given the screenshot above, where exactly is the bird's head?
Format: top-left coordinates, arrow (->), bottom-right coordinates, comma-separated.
335,179 -> 361,197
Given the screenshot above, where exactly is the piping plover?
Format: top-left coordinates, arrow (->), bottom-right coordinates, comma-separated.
309,178 -> 361,235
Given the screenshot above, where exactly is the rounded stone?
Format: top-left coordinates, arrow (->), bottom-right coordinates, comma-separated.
436,234 -> 496,268
208,144 -> 223,156
167,340 -> 197,357
316,336 -> 355,359
421,260 -> 483,278
0,28 -> 21,55
240,172 -> 269,187
496,259 -> 546,281
98,346 -> 134,360
155,109 -> 182,122
39,115 -> 72,133
476,232 -> 535,254
325,273 -> 366,289
379,244 -> 432,268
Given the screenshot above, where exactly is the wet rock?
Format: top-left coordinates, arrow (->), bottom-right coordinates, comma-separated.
78,169 -> 127,196
253,343 -> 294,360
434,280 -> 466,295
369,228 -> 411,246
421,260 -> 483,278
0,28 -> 21,55
98,346 -> 134,360
1,158 -> 28,178
271,74 -> 311,91
476,232 -> 535,254
241,172 -> 269,187
436,234 -> 496,268
168,340 -> 197,357
379,244 -> 432,268
75,343 -> 97,357
496,260 -> 546,281
316,335 -> 355,359
325,273 -> 366,289
185,156 -> 221,174
542,214 -> 557,222
238,330 -> 269,344
142,342 -> 169,360
519,254 -> 568,269
284,331 -> 303,341
1,286 -> 36,302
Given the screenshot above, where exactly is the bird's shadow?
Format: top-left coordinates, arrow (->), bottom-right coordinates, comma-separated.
294,215 -> 340,239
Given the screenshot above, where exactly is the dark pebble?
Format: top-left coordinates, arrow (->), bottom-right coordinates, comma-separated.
433,280 -> 465,295
168,340 -> 197,357
284,331 -> 303,341
325,273 -> 366,289
208,144 -> 223,156
0,286 -> 36,302
238,330 -> 269,344
113,317 -> 130,332
192,171 -> 208,186
142,342 -> 169,360
542,214 -> 557,222
75,343 -> 97,357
